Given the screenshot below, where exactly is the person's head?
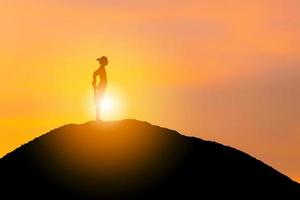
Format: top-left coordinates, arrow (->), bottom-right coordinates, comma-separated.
97,56 -> 108,66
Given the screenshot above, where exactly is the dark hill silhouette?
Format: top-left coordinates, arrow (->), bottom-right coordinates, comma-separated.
0,119 -> 299,199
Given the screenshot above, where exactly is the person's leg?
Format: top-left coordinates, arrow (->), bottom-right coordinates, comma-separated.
95,90 -> 100,121
95,86 -> 105,121
96,104 -> 100,121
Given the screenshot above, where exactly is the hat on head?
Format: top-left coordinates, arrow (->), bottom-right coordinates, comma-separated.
96,56 -> 108,65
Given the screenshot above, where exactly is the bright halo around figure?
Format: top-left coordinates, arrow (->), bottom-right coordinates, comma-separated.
101,96 -> 113,113
98,91 -> 123,120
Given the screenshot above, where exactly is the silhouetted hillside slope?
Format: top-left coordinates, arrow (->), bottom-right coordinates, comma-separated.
0,120 -> 299,199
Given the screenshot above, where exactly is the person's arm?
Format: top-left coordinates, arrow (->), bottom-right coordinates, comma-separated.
92,71 -> 97,88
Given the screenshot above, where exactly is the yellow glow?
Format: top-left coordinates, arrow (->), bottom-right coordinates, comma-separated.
100,95 -> 115,119
96,90 -> 125,121
101,97 -> 113,113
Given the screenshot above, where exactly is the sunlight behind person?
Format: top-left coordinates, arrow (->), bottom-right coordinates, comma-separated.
101,96 -> 113,113
97,91 -> 124,121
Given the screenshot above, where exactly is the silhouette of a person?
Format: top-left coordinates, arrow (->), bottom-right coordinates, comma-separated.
92,56 -> 108,121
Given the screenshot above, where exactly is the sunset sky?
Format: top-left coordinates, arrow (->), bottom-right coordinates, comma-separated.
0,0 -> 299,182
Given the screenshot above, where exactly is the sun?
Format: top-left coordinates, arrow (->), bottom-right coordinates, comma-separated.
101,96 -> 114,113
96,91 -> 124,120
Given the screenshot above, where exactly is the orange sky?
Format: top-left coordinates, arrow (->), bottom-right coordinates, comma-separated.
0,0 -> 299,182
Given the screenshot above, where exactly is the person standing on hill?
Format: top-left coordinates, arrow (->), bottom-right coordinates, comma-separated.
92,56 -> 108,121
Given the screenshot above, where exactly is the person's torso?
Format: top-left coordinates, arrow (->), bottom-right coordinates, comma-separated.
97,66 -> 107,85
